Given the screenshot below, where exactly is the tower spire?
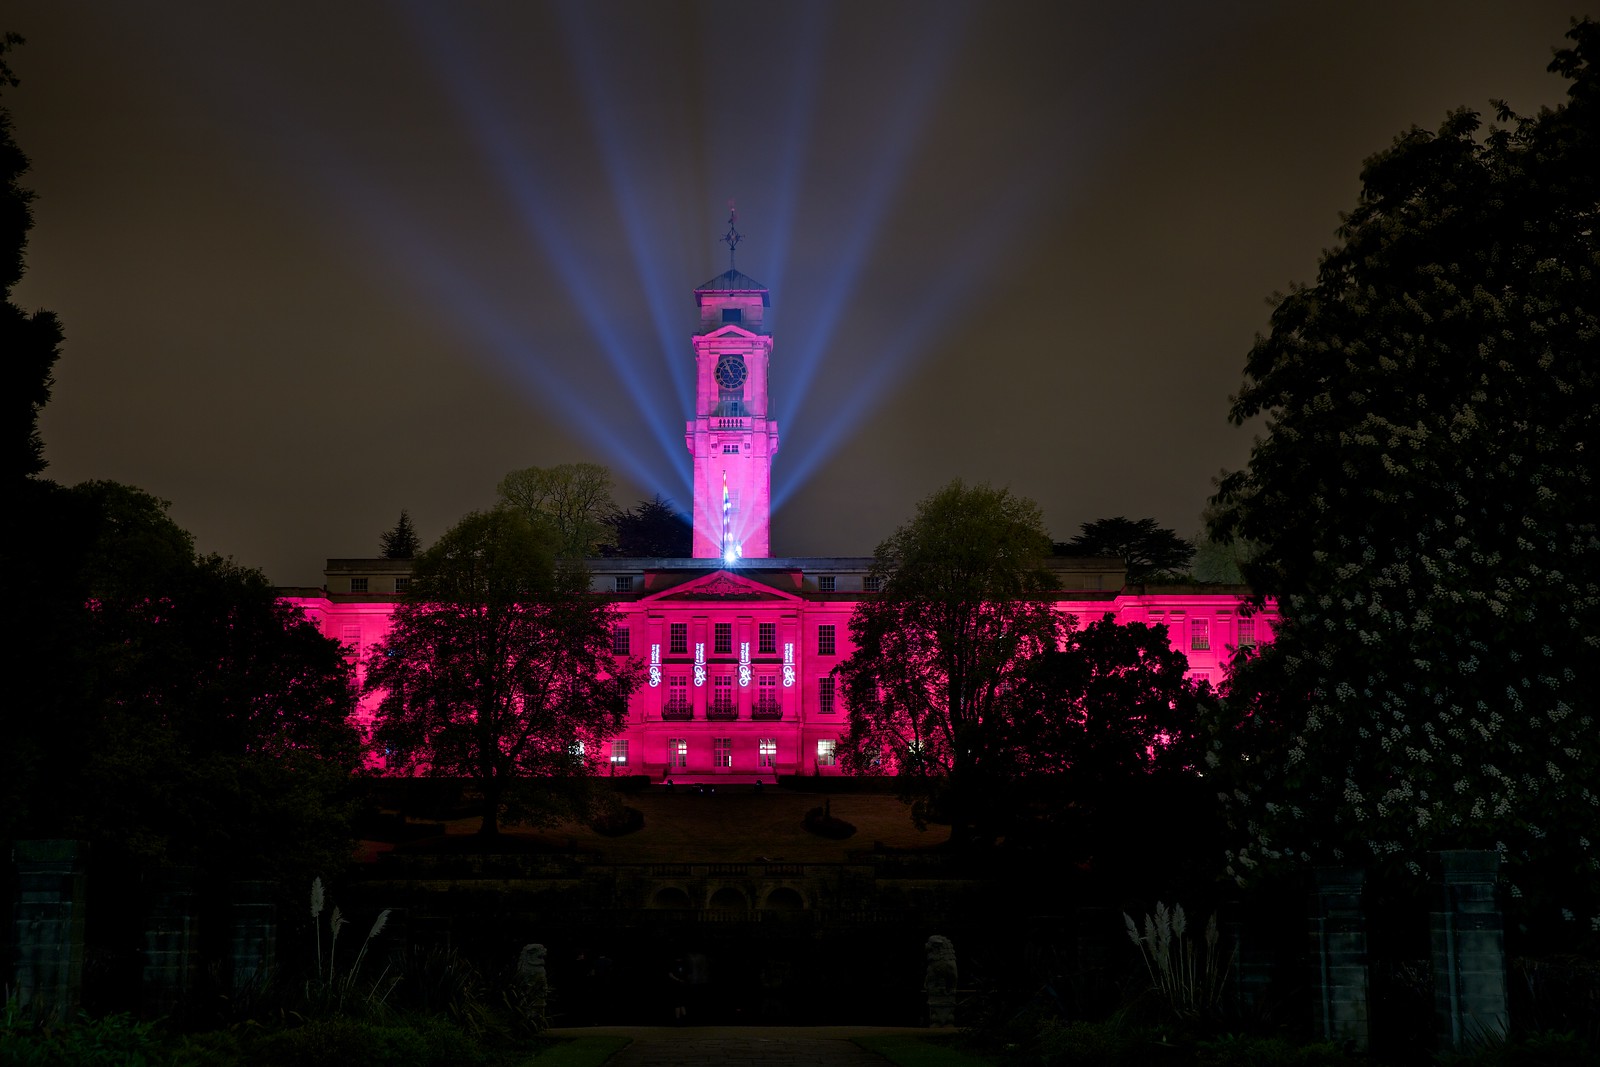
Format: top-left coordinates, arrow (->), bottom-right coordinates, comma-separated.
721,199 -> 742,272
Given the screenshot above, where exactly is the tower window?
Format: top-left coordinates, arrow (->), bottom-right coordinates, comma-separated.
723,443 -> 739,454
722,308 -> 742,323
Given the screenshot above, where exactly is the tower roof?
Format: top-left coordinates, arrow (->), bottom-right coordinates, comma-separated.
695,268 -> 770,305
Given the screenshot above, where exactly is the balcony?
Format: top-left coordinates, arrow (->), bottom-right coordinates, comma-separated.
751,701 -> 783,721
662,702 -> 692,721
706,702 -> 738,721
711,417 -> 751,431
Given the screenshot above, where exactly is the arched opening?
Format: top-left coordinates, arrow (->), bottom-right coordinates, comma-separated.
650,886 -> 692,909
707,886 -> 748,911
762,887 -> 805,911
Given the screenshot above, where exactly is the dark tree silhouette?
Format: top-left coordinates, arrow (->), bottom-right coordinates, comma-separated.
604,494 -> 691,557
367,508 -> 641,835
380,507 -> 421,559
1210,19 -> 1600,903
1056,516 -> 1194,582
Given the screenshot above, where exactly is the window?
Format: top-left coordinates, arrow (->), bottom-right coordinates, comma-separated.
758,622 -> 776,654
610,739 -> 628,765
713,737 -> 733,768
349,577 -> 368,593
755,674 -> 779,718
818,675 -> 836,715
863,575 -> 881,593
818,625 -> 836,656
670,623 -> 688,655
714,622 -> 733,655
668,738 -> 687,768
817,576 -> 835,592
611,624 -> 631,655
614,575 -> 634,593
712,675 -> 735,716
394,576 -> 410,593
1238,618 -> 1256,648
340,626 -> 361,655
666,675 -> 689,717
722,308 -> 742,323
1191,619 -> 1210,651
722,443 -> 739,454
817,739 -> 836,767
758,738 -> 776,768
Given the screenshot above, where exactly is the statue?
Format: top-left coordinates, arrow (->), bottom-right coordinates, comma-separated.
515,943 -> 549,1021
923,935 -> 958,1026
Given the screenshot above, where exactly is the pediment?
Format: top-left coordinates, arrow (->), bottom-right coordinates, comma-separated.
702,324 -> 759,342
639,569 -> 803,603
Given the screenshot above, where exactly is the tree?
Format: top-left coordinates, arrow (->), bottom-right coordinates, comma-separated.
496,462 -> 618,557
837,481 -> 1066,843
1209,21 -> 1599,907
603,494 -> 691,557
1,34 -> 63,483
1056,516 -> 1194,583
379,507 -> 421,559
1013,614 -> 1209,782
367,508 -> 641,835
3,481 -> 362,882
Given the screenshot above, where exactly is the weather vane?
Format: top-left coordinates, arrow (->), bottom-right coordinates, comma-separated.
722,198 -> 741,272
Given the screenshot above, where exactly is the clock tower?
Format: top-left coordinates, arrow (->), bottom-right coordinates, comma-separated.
686,211 -> 779,560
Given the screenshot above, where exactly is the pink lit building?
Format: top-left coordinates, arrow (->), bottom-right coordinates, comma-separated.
283,256 -> 1274,780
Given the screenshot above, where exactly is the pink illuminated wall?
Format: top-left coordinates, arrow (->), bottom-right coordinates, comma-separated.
287,577 -> 1274,780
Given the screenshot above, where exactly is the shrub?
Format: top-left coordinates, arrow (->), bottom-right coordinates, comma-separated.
803,799 -> 857,839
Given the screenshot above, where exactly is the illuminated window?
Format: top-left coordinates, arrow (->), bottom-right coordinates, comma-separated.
722,308 -> 742,323
670,623 -> 687,655
713,737 -> 733,768
759,738 -> 776,768
818,625 -> 836,656
722,443 -> 739,454
817,739 -> 837,767
350,577 -> 368,593
818,675 -> 835,715
614,576 -> 634,593
714,622 -> 732,655
1191,619 -> 1210,651
863,575 -> 881,593
758,622 -> 776,654
610,739 -> 628,765
611,624 -> 630,655
668,738 -> 687,768
1238,618 -> 1256,648
818,576 -> 835,592
394,576 -> 410,593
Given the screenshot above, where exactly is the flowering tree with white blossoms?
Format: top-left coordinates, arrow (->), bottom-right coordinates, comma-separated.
1209,20 -> 1599,914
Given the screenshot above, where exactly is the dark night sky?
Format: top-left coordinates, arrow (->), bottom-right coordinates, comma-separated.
7,2 -> 1584,586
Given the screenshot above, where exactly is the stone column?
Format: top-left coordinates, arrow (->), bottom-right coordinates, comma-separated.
228,880 -> 277,997
1431,850 -> 1508,1050
11,840 -> 89,1024
142,867 -> 199,1017
1309,867 -> 1369,1050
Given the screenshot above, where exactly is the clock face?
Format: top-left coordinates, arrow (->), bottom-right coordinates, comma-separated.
714,354 -> 748,390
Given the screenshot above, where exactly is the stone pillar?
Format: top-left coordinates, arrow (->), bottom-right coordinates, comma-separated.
228,880 -> 277,997
11,840 -> 89,1024
1225,900 -> 1275,1017
1309,867 -> 1369,1050
1431,850 -> 1508,1050
141,867 -> 199,1017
